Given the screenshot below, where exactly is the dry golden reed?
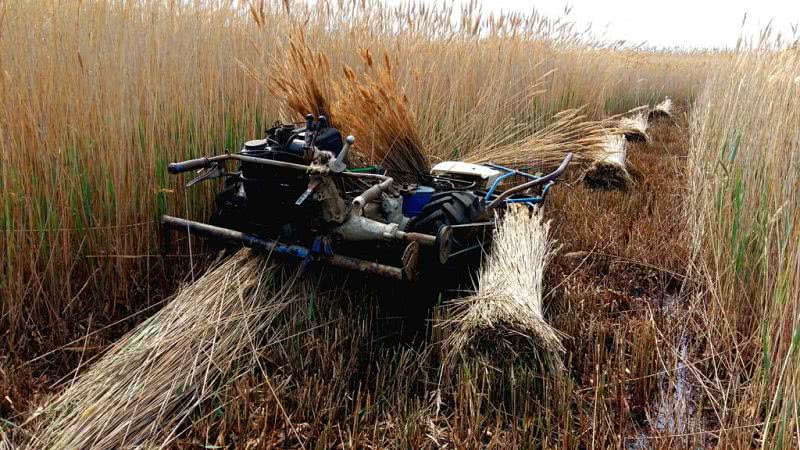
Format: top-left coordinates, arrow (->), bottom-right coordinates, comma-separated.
24,251 -> 295,449
442,205 -> 564,373
462,108 -> 620,173
267,33 -> 429,180
267,29 -> 337,122
0,0 -> 714,349
332,51 -> 430,181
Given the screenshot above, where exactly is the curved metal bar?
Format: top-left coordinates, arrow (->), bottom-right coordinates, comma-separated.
502,181 -> 555,205
484,170 -> 517,201
169,153 -> 391,182
486,153 -> 573,210
485,163 -> 541,181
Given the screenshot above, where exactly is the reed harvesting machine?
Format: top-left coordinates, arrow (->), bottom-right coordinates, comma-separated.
161,115 -> 572,284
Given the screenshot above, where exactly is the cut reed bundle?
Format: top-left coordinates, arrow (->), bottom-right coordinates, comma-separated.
266,36 -> 428,182
583,134 -> 631,190
619,112 -> 650,142
648,97 -> 674,120
332,51 -> 430,182
461,109 -> 617,174
268,30 -> 337,121
25,250 -> 295,450
442,205 -> 563,373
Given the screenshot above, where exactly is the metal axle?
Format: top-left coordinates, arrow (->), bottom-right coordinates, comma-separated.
161,215 -> 404,280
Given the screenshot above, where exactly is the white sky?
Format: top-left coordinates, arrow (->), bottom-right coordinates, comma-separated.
455,0 -> 800,49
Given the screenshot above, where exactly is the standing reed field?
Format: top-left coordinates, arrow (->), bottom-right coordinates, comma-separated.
0,0 -> 714,351
10,0 -> 800,447
688,45 -> 800,448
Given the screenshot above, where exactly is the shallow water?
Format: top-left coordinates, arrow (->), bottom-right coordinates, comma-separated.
626,297 -> 703,449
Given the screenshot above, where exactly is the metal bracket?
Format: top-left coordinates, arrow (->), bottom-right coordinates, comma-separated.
186,162 -> 229,187
295,178 -> 321,205
401,241 -> 420,282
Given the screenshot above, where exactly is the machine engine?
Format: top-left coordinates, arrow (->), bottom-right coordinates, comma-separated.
162,114 -> 572,284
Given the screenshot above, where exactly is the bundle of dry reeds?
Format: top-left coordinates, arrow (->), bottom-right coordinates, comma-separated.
461,109 -> 617,173
583,134 -> 631,190
268,30 -> 337,121
332,51 -> 430,182
24,250 -> 295,450
442,205 -> 564,372
267,33 -> 429,182
619,112 -> 650,142
648,97 -> 674,120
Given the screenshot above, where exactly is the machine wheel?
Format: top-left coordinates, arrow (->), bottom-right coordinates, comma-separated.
407,191 -> 489,298
406,191 -> 487,234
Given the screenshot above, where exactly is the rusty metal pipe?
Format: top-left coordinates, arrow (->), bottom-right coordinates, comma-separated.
320,253 -> 402,280
169,153 -> 392,182
161,215 -> 403,280
396,231 -> 436,246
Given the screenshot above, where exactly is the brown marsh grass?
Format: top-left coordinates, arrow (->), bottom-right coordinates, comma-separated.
6,0 -> 798,448
687,46 -> 800,448
0,0 -> 715,354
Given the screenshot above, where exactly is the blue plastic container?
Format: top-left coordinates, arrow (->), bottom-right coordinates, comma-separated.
402,186 -> 435,217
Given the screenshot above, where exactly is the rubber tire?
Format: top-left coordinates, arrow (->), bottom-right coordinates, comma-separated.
407,191 -> 487,234
406,191 -> 488,304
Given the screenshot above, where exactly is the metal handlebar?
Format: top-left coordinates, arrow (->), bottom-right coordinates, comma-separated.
486,152 -> 573,210
168,157 -> 212,174
168,153 -> 392,181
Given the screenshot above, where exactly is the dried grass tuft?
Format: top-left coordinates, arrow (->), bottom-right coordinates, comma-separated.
268,29 -> 337,121
0,428 -> 11,450
648,97 -> 674,120
332,50 -> 430,181
442,205 -> 564,373
265,33 -> 428,181
461,109 -> 618,173
24,250 -> 295,450
619,112 -> 650,142
583,134 -> 631,190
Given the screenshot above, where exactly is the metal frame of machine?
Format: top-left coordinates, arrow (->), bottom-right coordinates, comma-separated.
161,115 -> 572,282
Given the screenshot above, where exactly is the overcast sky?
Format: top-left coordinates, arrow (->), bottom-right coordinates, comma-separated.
454,0 -> 800,49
